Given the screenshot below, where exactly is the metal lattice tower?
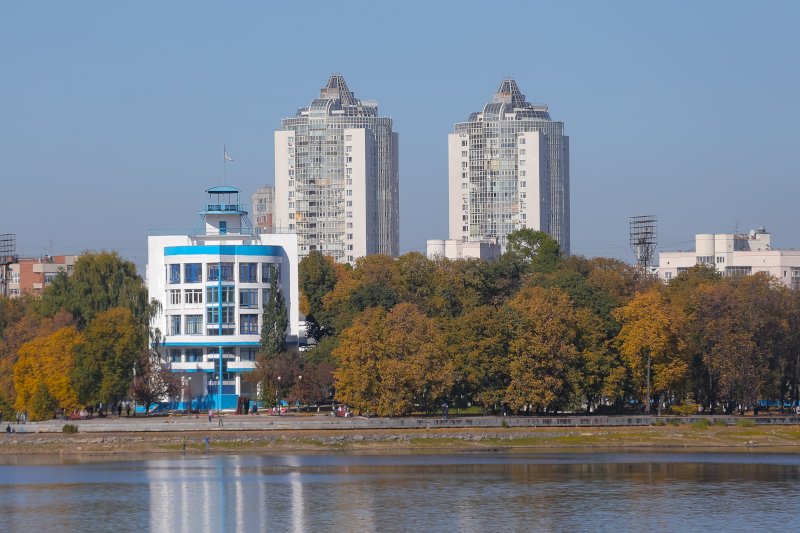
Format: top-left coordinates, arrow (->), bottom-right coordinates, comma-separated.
0,234 -> 16,297
629,216 -> 657,270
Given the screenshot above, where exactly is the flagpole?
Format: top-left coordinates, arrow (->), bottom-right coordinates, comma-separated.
223,144 -> 227,185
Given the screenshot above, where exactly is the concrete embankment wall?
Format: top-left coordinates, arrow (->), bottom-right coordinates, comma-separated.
13,414 -> 800,434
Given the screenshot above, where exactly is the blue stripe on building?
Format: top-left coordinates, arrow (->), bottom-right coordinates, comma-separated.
164,244 -> 283,257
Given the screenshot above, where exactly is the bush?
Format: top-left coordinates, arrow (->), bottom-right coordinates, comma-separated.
736,418 -> 756,427
671,401 -> 699,416
501,419 -> 509,428
691,418 -> 712,429
62,424 -> 78,434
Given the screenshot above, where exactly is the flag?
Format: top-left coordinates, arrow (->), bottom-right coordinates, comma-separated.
224,151 -> 233,162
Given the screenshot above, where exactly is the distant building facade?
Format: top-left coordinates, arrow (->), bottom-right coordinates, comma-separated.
658,227 -> 800,289
252,185 -> 275,233
448,79 -> 569,253
275,75 -> 399,264
147,186 -> 300,411
426,238 -> 500,261
0,255 -> 78,298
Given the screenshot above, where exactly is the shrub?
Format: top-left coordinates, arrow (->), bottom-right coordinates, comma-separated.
691,418 -> 711,429
736,418 -> 756,428
501,419 -> 509,428
62,424 -> 78,434
671,401 -> 699,416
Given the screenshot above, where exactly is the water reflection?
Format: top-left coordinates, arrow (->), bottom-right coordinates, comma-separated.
0,452 -> 798,532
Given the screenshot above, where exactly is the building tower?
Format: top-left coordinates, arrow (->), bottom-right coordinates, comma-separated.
448,79 -> 570,253
629,215 -> 658,272
275,75 -> 399,264
252,185 -> 275,233
147,186 -> 300,411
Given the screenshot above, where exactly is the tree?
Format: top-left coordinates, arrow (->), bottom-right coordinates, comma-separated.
334,303 -> 453,416
299,251 -> 338,339
505,287 -> 580,413
505,228 -> 562,273
260,265 -> 288,358
73,307 -> 142,406
28,382 -> 57,421
613,288 -> 687,413
36,251 -> 151,331
14,326 -> 82,416
130,348 -> 179,414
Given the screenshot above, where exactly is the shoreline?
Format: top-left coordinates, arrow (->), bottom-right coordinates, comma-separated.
1,423 -> 799,458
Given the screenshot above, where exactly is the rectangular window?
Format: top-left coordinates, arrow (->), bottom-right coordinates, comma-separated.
219,221 -> 227,235
240,314 -> 259,335
206,306 -> 235,326
240,347 -> 258,361
186,348 -> 202,362
262,288 -> 271,308
170,349 -> 182,363
168,264 -> 181,284
207,262 -> 234,281
184,289 -> 202,304
184,263 -> 202,283
185,314 -> 203,335
665,272 -> 673,280
716,256 -> 725,264
240,289 -> 259,308
206,285 -> 235,304
169,289 -> 181,305
169,315 -> 181,336
262,263 -> 279,283
239,263 -> 258,283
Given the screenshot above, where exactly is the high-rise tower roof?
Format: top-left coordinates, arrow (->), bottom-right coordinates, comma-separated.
320,74 -> 356,106
493,79 -> 528,108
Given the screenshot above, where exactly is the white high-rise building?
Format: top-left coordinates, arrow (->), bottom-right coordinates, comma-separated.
448,79 -> 570,253
275,75 -> 399,264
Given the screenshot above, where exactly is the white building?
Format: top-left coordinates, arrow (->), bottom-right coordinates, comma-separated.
449,79 -> 569,253
147,186 -> 300,411
275,74 -> 399,264
658,227 -> 800,289
425,238 -> 500,261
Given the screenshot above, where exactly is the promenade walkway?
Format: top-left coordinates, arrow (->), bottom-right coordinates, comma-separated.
13,413 -> 800,434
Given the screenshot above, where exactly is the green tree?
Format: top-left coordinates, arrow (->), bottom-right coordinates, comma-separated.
28,382 -> 57,422
298,251 -> 338,339
505,228 -> 562,273
260,265 -> 288,358
73,307 -> 142,406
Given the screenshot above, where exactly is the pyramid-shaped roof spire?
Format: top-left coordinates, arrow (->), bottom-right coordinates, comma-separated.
493,79 -> 527,108
320,74 -> 357,106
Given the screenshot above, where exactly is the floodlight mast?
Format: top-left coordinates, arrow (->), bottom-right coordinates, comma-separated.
629,216 -> 657,271
0,234 -> 17,298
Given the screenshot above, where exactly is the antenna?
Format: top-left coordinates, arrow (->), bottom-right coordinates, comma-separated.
629,216 -> 658,271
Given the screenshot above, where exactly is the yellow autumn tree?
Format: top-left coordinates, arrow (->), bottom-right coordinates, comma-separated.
334,303 -> 453,416
613,287 -> 687,413
14,326 -> 82,418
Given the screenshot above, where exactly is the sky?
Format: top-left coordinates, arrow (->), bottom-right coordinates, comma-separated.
1,1 -> 799,270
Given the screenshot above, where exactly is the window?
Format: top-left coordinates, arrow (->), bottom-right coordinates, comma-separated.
240,314 -> 259,335
240,289 -> 259,308
207,262 -> 234,281
240,347 -> 258,361
345,146 -> 352,153
262,288 -> 271,307
170,349 -> 181,363
206,285 -> 235,304
665,272 -> 673,280
239,263 -> 258,283
184,263 -> 201,283
725,266 -> 752,278
185,314 -> 203,335
696,256 -> 714,265
169,290 -> 181,305
346,201 -> 352,207
262,263 -> 279,283
168,264 -> 181,284
169,315 -> 181,336
345,134 -> 352,141
519,138 -> 526,144
219,221 -> 227,235
519,149 -> 526,155
186,348 -> 202,362
520,181 -> 527,188
716,256 -> 725,264
207,306 -> 235,325
185,289 -> 202,304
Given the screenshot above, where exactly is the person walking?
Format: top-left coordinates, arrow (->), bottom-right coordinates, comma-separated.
126,404 -> 131,417
442,400 -> 449,420
208,409 -> 213,423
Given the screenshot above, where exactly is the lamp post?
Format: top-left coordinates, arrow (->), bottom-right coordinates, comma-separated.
276,376 -> 281,415
297,375 -> 302,412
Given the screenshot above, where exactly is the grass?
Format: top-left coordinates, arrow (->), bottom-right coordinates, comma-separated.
735,418 -> 756,427
691,419 -> 712,429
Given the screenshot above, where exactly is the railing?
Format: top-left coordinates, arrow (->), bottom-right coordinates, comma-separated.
204,204 -> 246,212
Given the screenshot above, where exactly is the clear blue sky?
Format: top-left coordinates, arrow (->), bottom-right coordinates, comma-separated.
2,1 -> 799,269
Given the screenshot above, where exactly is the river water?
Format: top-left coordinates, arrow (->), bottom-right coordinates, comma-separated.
0,451 -> 798,532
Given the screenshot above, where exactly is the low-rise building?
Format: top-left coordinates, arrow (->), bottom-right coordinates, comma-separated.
658,227 -> 800,289
426,238 -> 500,261
147,185 -> 300,411
1,255 -> 78,297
